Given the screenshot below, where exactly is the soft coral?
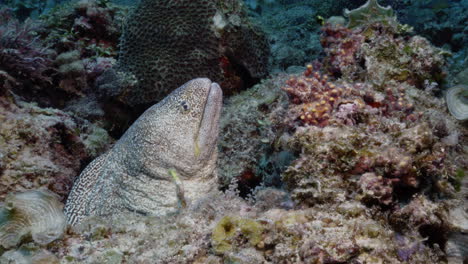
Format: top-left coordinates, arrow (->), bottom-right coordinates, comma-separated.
0,8 -> 54,88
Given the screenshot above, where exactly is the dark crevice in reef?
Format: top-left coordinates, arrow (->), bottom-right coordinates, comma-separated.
226,150 -> 296,198
225,53 -> 261,94
100,99 -> 149,139
235,168 -> 263,198
419,224 -> 448,249
392,185 -> 419,205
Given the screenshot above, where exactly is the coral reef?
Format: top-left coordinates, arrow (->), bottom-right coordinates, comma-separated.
320,21 -> 447,88
445,175 -> 468,264
395,0 -> 468,54
217,76 -> 291,192
2,0 -> 53,20
1,244 -> 60,263
39,0 -> 125,55
0,8 -> 54,99
0,189 -> 458,264
0,0 -> 126,109
35,0 -> 126,105
212,215 -> 264,254
273,2 -> 467,261
0,0 -> 466,263
0,188 -> 444,263
367,0 -> 468,89
280,58 -> 461,210
244,0 -> 364,73
0,92 -> 111,202
97,0 -> 269,109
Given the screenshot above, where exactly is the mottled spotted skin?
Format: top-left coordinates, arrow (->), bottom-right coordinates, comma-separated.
65,78 -> 222,225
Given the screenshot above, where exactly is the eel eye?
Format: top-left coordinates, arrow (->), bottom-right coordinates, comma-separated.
180,101 -> 189,111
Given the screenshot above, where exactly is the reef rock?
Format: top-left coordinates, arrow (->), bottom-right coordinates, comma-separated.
0,93 -> 111,201
217,75 -> 292,192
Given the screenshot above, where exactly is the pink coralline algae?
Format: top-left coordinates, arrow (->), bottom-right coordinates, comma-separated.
282,65 -> 420,129
280,61 -> 458,207
282,65 -> 351,127
321,25 -> 364,78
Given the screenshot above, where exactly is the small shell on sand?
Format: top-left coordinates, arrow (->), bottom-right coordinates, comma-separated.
446,85 -> 468,121
0,189 -> 66,248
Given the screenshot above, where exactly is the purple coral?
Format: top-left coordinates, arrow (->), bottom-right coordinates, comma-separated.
394,233 -> 427,262
359,172 -> 394,205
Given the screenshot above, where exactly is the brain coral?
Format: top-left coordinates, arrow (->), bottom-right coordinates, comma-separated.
98,0 -> 270,108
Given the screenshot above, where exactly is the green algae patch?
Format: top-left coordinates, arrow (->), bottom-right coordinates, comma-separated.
238,219 -> 263,247
212,216 -> 237,254
212,216 -> 264,255
453,169 -> 465,192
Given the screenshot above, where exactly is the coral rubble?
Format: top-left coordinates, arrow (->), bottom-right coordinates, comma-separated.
21,190 -> 444,263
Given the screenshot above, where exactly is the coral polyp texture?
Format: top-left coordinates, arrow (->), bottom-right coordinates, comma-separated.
97,0 -> 269,108
446,84 -> 468,121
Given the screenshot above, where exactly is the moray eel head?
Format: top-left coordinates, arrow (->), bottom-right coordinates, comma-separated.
133,78 -> 223,177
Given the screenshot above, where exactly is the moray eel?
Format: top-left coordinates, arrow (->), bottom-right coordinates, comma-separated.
65,78 -> 222,225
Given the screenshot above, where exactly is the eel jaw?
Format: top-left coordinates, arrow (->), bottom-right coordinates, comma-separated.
196,82 -> 223,160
